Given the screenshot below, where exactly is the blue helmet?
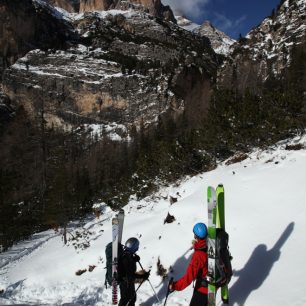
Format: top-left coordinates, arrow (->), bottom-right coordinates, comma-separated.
193,223 -> 207,239
125,237 -> 140,253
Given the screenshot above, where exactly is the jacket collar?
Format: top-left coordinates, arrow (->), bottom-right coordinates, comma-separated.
194,239 -> 207,251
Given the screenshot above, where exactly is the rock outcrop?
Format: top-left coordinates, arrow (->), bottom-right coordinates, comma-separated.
79,0 -> 114,12
79,0 -> 176,22
0,0 -> 76,75
47,0 -> 80,12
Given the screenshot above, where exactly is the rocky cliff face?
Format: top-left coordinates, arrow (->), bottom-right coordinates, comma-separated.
0,0 -> 76,76
78,0 -> 175,22
47,0 -> 80,12
79,0 -> 114,12
218,0 -> 306,92
43,0 -> 175,22
2,3 -> 218,134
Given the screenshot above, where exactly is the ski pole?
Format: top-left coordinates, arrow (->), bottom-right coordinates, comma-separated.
163,277 -> 174,306
147,278 -> 160,303
135,278 -> 145,293
126,278 -> 145,306
138,262 -> 160,303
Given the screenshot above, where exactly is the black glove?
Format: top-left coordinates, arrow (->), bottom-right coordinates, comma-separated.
133,254 -> 140,262
142,271 -> 150,280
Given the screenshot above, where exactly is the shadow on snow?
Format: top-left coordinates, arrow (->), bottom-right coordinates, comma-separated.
229,222 -> 295,306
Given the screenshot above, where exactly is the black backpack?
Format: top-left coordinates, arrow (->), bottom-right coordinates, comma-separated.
105,242 -> 124,287
214,228 -> 233,288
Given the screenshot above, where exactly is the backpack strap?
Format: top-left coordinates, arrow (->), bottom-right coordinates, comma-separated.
196,268 -> 208,288
198,246 -> 208,252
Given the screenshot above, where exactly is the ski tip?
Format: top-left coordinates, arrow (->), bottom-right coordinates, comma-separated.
207,186 -> 217,198
222,298 -> 229,304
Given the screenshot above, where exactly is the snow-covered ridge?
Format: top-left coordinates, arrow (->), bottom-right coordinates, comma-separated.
245,0 -> 305,61
230,0 -> 305,69
218,0 -> 305,90
175,15 -> 200,32
175,16 -> 235,56
195,21 -> 235,56
33,0 -> 70,21
72,8 -> 140,21
1,133 -> 306,305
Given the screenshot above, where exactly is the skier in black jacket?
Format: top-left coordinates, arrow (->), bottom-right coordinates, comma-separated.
119,237 -> 150,306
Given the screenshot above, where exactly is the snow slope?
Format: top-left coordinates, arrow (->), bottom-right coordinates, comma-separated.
1,134 -> 306,305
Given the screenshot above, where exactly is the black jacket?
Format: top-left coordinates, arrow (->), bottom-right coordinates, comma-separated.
120,251 -> 138,282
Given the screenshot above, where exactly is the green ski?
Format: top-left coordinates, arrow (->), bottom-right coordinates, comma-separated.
216,184 -> 229,304
207,186 -> 217,306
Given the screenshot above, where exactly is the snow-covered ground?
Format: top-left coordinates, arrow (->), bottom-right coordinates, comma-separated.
1,134 -> 306,306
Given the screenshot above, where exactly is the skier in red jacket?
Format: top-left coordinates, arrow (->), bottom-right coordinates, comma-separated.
169,223 -> 208,306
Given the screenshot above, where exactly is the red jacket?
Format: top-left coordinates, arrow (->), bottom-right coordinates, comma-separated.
172,239 -> 208,295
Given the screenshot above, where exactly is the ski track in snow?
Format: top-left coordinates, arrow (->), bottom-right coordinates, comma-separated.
0,231 -> 58,275
0,134 -> 306,305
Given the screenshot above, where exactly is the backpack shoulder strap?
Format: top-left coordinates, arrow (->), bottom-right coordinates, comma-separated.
196,267 -> 208,288
196,246 -> 207,253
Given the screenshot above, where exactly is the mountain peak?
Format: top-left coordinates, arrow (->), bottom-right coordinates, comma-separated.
195,21 -> 235,56
202,20 -> 214,29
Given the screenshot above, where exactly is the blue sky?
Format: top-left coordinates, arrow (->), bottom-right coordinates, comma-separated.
163,0 -> 281,39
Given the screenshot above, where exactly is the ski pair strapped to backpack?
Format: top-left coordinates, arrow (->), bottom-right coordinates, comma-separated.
109,210 -> 158,306
111,209 -> 125,305
207,185 -> 232,306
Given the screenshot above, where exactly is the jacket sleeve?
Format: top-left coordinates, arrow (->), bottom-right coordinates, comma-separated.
172,253 -> 200,291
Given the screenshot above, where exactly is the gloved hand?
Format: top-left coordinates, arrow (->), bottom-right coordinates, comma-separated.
142,270 -> 150,280
168,281 -> 175,293
133,254 -> 140,262
135,269 -> 150,280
